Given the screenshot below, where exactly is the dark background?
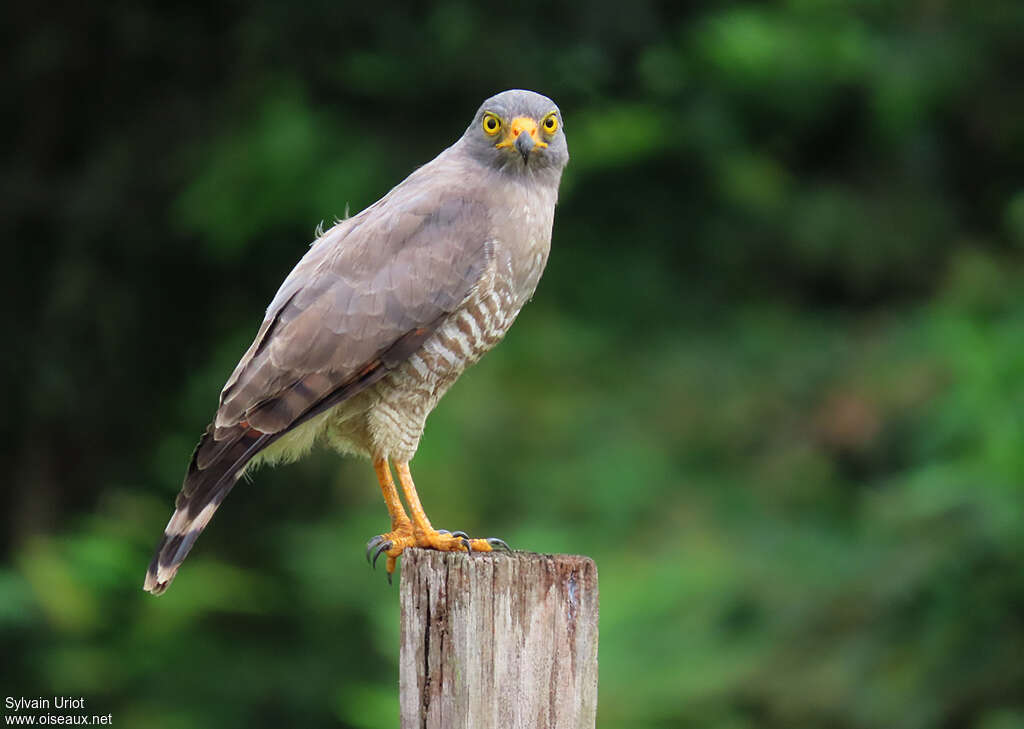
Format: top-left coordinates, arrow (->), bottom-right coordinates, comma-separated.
4,2 -> 1024,727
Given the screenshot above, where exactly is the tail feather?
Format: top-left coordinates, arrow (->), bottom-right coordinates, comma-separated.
143,424 -> 271,595
142,331 -> 439,596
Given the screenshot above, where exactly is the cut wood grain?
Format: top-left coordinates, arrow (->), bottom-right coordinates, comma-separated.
399,549 -> 599,729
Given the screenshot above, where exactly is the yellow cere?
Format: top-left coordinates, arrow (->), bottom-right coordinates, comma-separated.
495,116 -> 549,149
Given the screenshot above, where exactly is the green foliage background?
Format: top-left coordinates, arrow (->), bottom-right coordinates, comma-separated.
4,2 -> 1024,727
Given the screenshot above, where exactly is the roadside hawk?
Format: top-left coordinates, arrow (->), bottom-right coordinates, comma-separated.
144,89 -> 569,594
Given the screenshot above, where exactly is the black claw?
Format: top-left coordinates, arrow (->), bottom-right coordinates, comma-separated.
487,537 -> 512,553
366,535 -> 386,563
460,537 -> 472,552
450,530 -> 469,539
436,529 -> 450,535
387,571 -> 393,586
372,541 -> 392,569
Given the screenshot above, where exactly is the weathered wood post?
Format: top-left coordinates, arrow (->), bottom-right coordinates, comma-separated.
399,549 -> 599,729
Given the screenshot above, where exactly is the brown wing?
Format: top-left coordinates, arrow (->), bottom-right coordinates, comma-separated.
144,164 -> 495,594
217,194 -> 493,435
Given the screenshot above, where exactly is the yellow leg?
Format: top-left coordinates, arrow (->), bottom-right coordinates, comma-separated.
393,460 -> 498,553
367,457 -> 413,576
374,457 -> 412,532
366,459 -> 510,581
393,461 -> 435,535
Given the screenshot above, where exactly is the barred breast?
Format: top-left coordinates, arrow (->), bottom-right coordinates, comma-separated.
321,177 -> 556,463
362,245 -> 526,462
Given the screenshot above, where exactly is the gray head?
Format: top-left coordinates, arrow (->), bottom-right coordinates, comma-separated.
460,89 -> 569,177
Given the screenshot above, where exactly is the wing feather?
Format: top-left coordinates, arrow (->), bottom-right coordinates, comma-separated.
218,181 -> 493,432
144,154 -> 496,594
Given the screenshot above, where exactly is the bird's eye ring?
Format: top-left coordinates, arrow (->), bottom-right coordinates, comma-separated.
542,113 -> 559,134
482,113 -> 502,135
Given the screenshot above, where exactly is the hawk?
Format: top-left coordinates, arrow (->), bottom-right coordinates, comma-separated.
145,89 -> 569,594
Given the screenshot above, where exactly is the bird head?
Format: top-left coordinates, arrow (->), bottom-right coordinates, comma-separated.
462,89 -> 569,175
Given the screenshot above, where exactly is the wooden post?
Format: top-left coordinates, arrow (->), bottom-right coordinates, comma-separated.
399,549 -> 599,729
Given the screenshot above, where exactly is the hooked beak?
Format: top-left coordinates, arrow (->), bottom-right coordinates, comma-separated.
497,116 -> 548,163
514,128 -> 535,163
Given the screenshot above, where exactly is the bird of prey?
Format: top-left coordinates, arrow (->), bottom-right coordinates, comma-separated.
144,89 -> 569,594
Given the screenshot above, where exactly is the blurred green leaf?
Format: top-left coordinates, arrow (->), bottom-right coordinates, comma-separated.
6,2 -> 1024,727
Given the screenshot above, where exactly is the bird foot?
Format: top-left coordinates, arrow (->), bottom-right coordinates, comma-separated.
365,528 -> 511,583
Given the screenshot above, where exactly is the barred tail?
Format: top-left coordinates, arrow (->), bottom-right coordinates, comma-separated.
143,424 -> 271,595
142,336 -> 429,595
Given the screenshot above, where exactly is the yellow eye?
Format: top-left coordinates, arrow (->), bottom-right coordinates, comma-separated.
542,113 -> 559,134
482,113 -> 501,135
